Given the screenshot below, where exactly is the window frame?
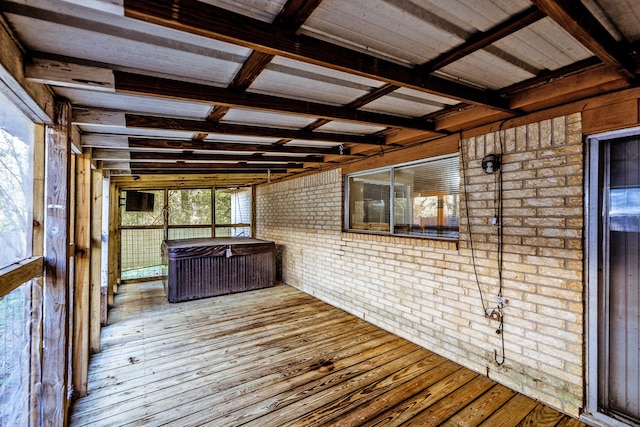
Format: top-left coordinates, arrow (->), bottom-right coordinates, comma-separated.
344,153 -> 460,240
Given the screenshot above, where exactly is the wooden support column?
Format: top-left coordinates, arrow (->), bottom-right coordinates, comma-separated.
72,149 -> 91,397
30,123 -> 45,427
108,182 -> 119,300
100,172 -> 110,323
90,167 -> 103,352
42,101 -> 72,427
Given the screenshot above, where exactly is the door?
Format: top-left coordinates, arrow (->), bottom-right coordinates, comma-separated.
598,135 -> 640,425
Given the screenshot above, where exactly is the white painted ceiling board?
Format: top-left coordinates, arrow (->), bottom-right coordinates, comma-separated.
55,88 -> 213,120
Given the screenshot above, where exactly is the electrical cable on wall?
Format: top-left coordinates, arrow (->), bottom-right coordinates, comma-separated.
460,124 -> 507,366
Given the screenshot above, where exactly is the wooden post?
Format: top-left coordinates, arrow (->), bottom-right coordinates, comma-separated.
72,150 -> 91,397
108,182 -> 118,300
42,101 -> 71,427
90,167 -> 102,352
30,123 -> 45,427
100,171 -> 110,323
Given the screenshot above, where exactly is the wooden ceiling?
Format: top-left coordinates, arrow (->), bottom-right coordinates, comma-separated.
1,0 -> 639,187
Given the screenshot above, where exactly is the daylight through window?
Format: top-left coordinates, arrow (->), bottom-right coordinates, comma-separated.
346,154 -> 459,239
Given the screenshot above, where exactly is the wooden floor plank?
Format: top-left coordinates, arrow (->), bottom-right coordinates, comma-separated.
439,383 -> 517,426
478,393 -> 539,427
69,281 -> 585,427
400,375 -> 495,425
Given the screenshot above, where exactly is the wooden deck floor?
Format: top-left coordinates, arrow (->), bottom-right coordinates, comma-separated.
70,281 -> 585,426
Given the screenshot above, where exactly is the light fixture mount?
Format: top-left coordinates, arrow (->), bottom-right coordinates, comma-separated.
481,154 -> 501,174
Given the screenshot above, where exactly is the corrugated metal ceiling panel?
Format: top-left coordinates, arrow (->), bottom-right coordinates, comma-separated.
587,0 -> 640,42
315,121 -> 387,135
78,126 -> 195,139
362,87 -> 458,118
493,18 -> 593,72
203,134 -> 283,145
301,0 -> 464,65
220,108 -> 317,129
199,0 -> 288,23
438,49 -> 537,90
55,88 -> 212,120
4,12 -> 249,86
249,56 -> 384,105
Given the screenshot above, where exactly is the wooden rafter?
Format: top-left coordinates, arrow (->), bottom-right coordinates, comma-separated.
127,138 -> 353,156
128,162 -> 304,170
530,0 -> 635,81
123,0 -> 512,112
124,114 -> 385,145
420,6 -> 546,72
115,72 -> 435,131
128,151 -> 324,163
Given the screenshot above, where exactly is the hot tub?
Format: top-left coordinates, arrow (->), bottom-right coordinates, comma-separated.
161,237 -> 276,303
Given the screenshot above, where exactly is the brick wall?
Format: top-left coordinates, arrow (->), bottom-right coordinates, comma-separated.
256,113 -> 584,416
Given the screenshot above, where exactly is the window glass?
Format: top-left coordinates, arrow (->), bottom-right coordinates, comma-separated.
348,170 -> 391,232
346,155 -> 459,239
0,91 -> 34,268
394,156 -> 459,238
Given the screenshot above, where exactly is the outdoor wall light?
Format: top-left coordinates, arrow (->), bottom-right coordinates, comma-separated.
481,154 -> 501,174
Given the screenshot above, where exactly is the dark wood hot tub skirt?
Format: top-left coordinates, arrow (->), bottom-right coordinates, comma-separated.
162,237 -> 276,303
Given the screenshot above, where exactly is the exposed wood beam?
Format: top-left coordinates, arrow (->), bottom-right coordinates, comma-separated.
127,138 -> 353,156
27,57 -> 434,131
229,51 -> 275,91
274,0 -> 324,30
123,0 -> 513,112
530,0 -> 636,81
129,161 -> 304,170
128,151 -> 325,163
348,84 -> 401,109
420,6 -> 546,72
125,114 -> 386,145
115,72 -> 435,131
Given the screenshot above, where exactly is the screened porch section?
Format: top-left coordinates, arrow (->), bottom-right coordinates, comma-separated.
120,187 -> 252,280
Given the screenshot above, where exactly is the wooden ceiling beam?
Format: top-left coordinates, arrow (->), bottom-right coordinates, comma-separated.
128,151 -> 324,163
420,6 -> 546,72
125,114 -> 385,145
115,71 -> 435,131
123,0 -> 513,112
130,161 -> 304,170
127,138 -> 352,156
530,0 -> 636,81
128,169 -> 290,175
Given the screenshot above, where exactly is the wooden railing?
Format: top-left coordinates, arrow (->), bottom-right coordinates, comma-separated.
0,256 -> 44,298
